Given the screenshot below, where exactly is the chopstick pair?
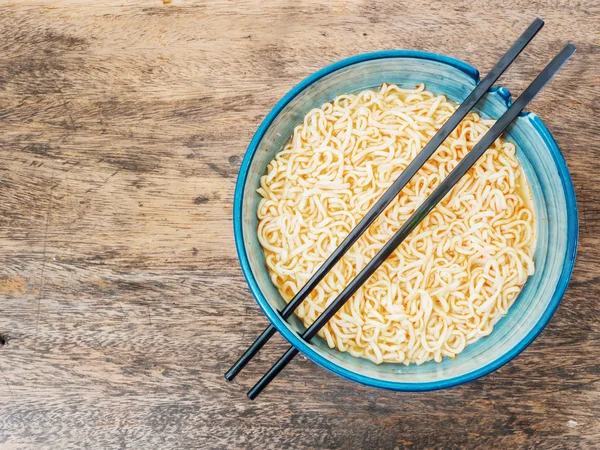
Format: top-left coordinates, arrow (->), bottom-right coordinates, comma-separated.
226,18 -> 575,399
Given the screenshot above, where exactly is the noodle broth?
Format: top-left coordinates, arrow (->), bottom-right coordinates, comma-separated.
256,83 -> 536,366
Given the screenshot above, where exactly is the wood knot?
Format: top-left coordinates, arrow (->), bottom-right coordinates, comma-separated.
228,155 -> 242,167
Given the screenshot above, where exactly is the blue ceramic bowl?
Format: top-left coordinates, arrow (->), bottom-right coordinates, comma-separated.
233,51 -> 578,391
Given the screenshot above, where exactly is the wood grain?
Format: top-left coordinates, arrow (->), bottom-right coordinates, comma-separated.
0,0 -> 599,448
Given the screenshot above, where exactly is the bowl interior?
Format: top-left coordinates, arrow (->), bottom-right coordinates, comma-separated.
235,54 -> 577,390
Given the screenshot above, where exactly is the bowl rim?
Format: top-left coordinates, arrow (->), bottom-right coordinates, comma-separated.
233,50 -> 579,391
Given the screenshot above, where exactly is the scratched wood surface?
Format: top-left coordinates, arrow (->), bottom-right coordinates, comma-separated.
0,1 -> 599,448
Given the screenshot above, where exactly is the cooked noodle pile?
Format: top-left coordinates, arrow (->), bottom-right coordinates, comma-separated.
257,83 -> 535,365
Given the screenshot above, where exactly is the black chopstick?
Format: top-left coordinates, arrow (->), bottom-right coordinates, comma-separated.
225,18 -> 545,382
247,43 -> 576,399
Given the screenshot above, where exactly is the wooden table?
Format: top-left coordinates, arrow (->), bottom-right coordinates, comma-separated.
1,1 -> 598,448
